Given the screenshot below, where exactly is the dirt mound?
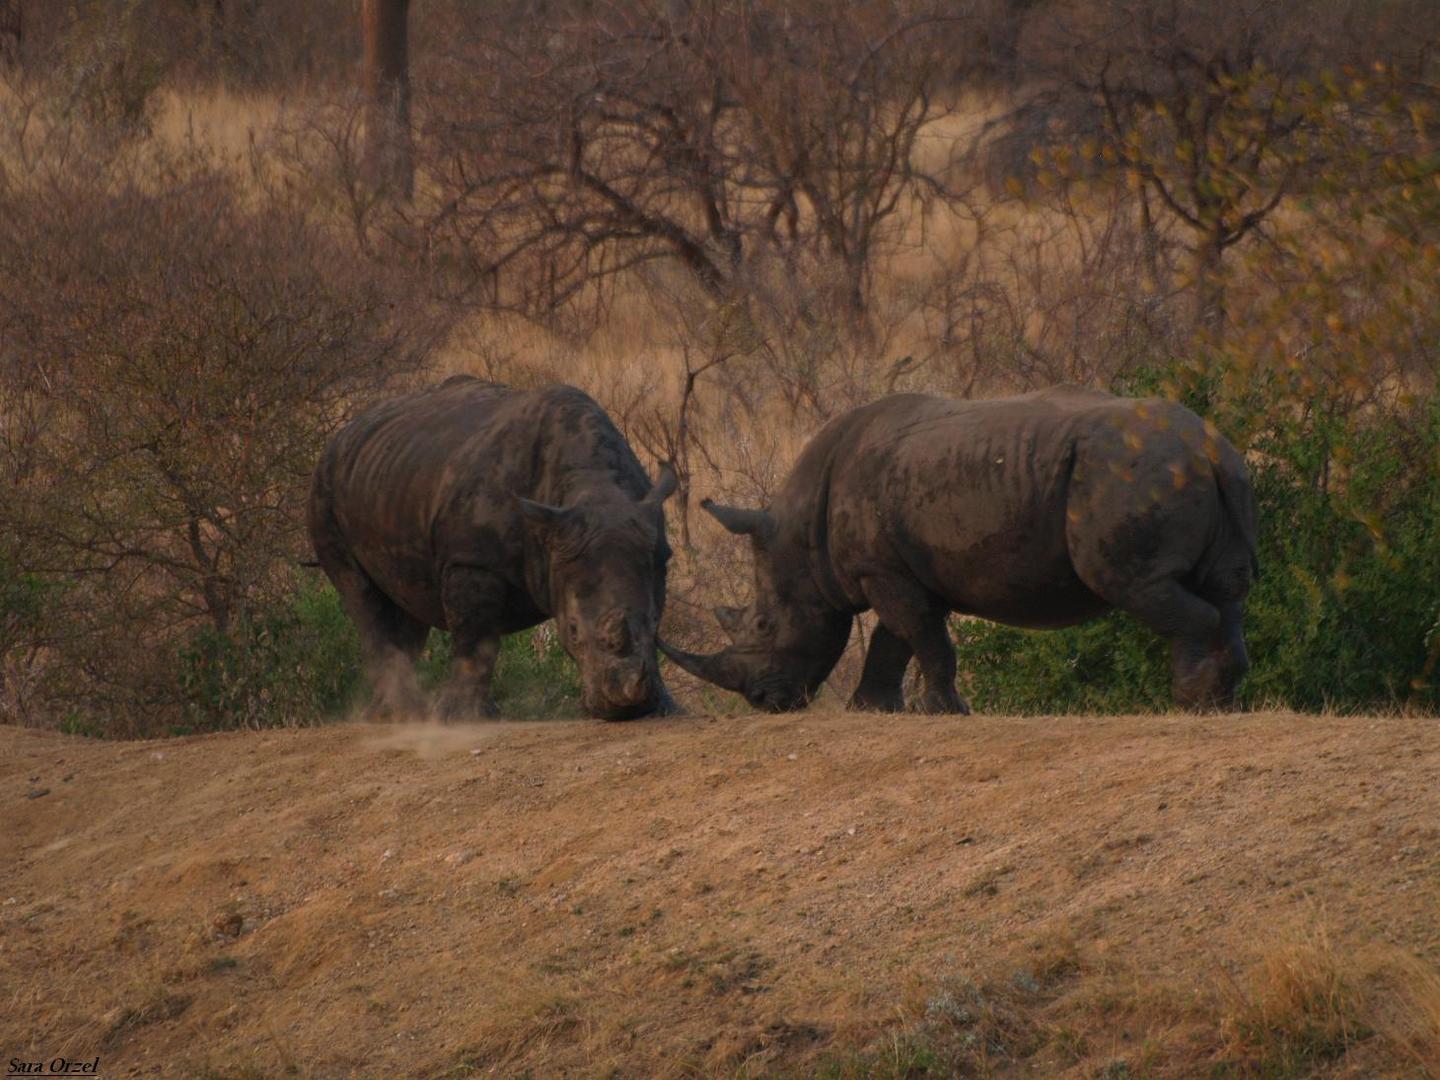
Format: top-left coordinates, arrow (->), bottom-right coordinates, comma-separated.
3,712 -> 1439,1077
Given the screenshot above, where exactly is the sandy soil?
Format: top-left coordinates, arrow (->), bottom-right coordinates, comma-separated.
3,712 -> 1438,1077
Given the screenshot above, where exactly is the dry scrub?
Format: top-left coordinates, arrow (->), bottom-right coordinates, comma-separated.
4,2 -> 1440,723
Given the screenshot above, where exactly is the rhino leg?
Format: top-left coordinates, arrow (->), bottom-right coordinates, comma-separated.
1170,600 -> 1249,710
850,623 -> 912,712
435,634 -> 501,722
368,638 -> 429,720
650,679 -> 682,716
436,566 -> 507,720
862,577 -> 970,715
317,552 -> 427,720
1099,575 -> 1240,710
1068,493 -> 1249,710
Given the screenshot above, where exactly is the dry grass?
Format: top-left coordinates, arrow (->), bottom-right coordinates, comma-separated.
152,88 -> 287,163
1214,926 -> 1440,1077
1371,952 -> 1440,1077
1219,927 -> 1373,1072
5,712 -> 1440,1076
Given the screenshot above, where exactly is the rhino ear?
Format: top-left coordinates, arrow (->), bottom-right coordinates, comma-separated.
642,461 -> 679,508
701,498 -> 777,542
515,496 -> 577,532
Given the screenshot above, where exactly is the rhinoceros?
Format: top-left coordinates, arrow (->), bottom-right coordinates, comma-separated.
308,376 -> 677,720
661,386 -> 1257,713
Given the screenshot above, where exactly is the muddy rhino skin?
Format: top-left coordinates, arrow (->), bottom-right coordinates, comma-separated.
309,376 -> 677,720
663,386 -> 1257,713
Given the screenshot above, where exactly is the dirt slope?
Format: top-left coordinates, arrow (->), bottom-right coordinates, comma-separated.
3,712 -> 1439,1078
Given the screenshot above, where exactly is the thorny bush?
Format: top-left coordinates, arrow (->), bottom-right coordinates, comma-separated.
0,130 -> 436,733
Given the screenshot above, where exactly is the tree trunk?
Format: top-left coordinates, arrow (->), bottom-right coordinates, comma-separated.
1137,185 -> 1161,294
1194,231 -> 1226,338
362,0 -> 412,201
0,0 -> 22,67
981,0 -> 1044,84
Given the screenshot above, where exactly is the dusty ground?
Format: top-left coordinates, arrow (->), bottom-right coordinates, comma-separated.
3,711 -> 1439,1078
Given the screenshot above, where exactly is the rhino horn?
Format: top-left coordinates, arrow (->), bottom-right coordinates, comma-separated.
701,498 -> 777,541
642,461 -> 679,507
657,637 -> 750,693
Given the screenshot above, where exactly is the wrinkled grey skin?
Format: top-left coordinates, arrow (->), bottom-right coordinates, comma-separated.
309,376 -> 678,721
662,386 -> 1257,714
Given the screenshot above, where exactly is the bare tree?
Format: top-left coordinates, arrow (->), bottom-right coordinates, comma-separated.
418,1 -> 965,327
987,0 -> 1440,334
0,140 -> 436,726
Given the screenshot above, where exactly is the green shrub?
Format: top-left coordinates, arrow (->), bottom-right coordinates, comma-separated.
175,581 -> 582,731
176,580 -> 363,732
0,556 -> 61,722
1237,404 -> 1440,711
0,556 -> 51,653
418,623 -> 581,719
953,613 -> 1170,716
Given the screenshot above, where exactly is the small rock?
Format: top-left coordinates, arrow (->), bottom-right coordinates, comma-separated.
443,850 -> 476,867
26,788 -> 50,800
380,848 -> 395,862
786,753 -> 798,761
846,827 -> 856,836
211,911 -> 244,938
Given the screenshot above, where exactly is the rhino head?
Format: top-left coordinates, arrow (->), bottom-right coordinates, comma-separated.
519,463 -> 678,719
658,499 -> 851,712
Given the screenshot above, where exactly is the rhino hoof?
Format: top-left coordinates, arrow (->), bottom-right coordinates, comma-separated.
918,690 -> 971,716
434,690 -> 499,723
366,694 -> 426,723
849,690 -> 905,713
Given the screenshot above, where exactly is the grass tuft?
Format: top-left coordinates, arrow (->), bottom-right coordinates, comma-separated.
1218,932 -> 1364,1071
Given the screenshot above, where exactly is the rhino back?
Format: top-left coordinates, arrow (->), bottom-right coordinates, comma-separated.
791,388 -> 1218,627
